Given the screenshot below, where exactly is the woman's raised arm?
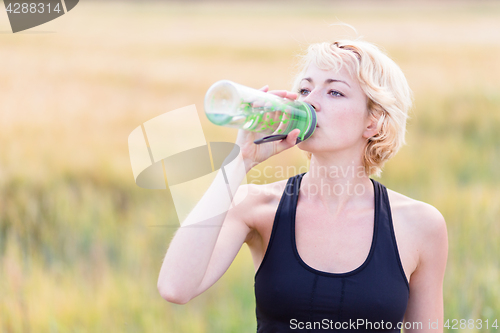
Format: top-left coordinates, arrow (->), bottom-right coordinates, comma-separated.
157,105 -> 301,304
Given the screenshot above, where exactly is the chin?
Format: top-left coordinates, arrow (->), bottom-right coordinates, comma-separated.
298,135 -> 316,150
297,140 -> 315,158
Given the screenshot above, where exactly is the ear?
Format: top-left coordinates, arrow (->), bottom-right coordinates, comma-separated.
363,112 -> 381,139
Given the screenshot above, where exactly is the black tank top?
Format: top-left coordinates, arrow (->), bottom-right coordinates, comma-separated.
254,173 -> 409,332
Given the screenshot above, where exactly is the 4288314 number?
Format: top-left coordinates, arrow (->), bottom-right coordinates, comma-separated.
5,2 -> 62,14
444,318 -> 498,330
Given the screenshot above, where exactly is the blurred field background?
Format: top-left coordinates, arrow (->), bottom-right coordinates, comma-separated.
0,1 -> 499,332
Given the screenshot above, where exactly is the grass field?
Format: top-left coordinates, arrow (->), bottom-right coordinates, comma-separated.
0,1 -> 500,332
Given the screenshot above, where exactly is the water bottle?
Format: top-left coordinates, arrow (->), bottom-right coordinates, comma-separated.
204,80 -> 317,144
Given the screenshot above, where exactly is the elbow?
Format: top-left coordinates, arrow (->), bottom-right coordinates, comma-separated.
157,282 -> 192,305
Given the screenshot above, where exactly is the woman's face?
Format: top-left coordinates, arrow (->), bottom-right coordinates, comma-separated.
296,62 -> 374,157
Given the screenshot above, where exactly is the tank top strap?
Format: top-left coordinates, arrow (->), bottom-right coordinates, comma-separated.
254,173 -> 303,279
370,179 -> 410,290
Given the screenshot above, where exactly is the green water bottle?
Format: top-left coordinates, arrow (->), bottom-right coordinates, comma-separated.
204,80 -> 317,144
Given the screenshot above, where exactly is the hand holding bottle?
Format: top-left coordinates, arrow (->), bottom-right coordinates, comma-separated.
204,80 -> 317,173
235,86 -> 302,173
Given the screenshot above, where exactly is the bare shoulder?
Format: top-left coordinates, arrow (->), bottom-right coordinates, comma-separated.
387,188 -> 447,237
233,179 -> 288,207
234,179 -> 288,220
385,188 -> 448,282
387,187 -> 448,274
231,178 -> 289,245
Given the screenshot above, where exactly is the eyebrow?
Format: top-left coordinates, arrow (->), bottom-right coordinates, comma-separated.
301,77 -> 351,88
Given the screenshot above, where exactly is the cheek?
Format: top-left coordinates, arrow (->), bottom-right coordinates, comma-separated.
327,106 -> 366,133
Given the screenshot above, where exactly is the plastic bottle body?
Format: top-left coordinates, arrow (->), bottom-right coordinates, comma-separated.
204,80 -> 316,144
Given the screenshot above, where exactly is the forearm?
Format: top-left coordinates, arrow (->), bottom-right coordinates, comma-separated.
157,152 -> 247,303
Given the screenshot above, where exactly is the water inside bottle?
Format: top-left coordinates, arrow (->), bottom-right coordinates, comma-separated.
207,101 -> 309,135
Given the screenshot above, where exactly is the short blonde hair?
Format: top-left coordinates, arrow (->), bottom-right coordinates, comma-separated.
293,40 -> 412,177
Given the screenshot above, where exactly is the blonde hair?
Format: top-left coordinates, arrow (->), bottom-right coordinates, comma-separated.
293,40 -> 412,177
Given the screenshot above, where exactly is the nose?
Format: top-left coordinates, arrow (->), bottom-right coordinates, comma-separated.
303,98 -> 319,113
302,92 -> 320,112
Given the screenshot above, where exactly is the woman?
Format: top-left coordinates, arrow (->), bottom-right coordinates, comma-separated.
158,39 -> 448,332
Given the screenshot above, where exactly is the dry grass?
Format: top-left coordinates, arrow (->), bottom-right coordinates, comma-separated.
0,1 -> 499,332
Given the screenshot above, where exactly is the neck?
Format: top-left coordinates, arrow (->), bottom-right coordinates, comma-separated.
301,151 -> 374,216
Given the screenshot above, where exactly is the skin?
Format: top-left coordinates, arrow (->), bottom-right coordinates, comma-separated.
158,62 -> 448,333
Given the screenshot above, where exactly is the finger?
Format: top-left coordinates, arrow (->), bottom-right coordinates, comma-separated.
268,90 -> 288,98
269,90 -> 298,100
259,85 -> 269,92
275,129 -> 301,154
285,92 -> 298,100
